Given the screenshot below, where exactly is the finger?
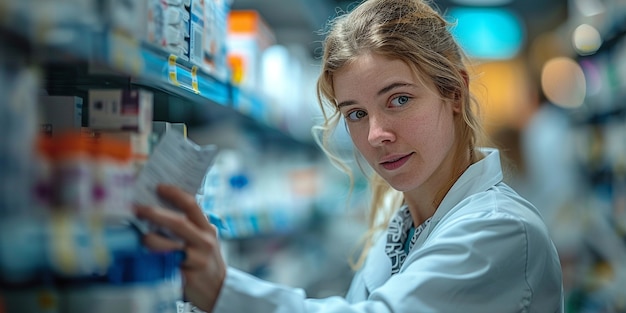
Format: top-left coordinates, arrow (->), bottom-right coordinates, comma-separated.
142,232 -> 185,252
134,204 -> 209,247
157,184 -> 213,231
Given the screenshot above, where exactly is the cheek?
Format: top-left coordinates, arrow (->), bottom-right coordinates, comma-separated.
347,125 -> 367,148
346,125 -> 377,161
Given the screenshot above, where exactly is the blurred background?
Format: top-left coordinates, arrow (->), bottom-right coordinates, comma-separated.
0,0 -> 625,312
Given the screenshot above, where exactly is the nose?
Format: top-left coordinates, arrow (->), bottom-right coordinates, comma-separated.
367,114 -> 395,146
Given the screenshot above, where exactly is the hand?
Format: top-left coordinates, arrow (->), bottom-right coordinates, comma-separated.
134,184 -> 226,312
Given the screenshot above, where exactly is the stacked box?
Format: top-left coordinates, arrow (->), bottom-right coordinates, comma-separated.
104,0 -> 148,39
88,89 -> 154,170
38,96 -> 83,136
88,89 -> 153,133
188,0 -> 205,67
146,0 -> 190,60
204,0 -> 231,81
226,10 -> 275,93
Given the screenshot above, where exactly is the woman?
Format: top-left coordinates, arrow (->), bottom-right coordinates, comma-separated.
135,0 -> 564,312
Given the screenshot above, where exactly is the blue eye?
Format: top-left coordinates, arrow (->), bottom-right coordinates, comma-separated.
391,95 -> 410,107
347,110 -> 367,121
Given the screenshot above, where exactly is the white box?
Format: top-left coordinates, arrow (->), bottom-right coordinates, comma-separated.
189,0 -> 205,67
153,121 -> 188,141
88,89 -> 153,133
146,0 -> 189,60
105,0 -> 148,39
38,95 -> 83,135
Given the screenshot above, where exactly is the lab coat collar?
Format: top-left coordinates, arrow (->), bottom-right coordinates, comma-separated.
361,148 -> 504,293
433,148 -> 502,224
412,147 -> 503,247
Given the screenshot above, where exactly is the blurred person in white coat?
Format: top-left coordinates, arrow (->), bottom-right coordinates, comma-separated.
135,0 -> 564,312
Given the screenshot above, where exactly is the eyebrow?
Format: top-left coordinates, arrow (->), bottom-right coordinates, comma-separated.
378,82 -> 412,96
337,82 -> 414,109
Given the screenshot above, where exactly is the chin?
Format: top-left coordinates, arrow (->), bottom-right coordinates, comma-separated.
386,179 -> 419,193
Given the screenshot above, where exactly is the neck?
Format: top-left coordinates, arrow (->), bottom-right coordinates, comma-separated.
404,146 -> 472,227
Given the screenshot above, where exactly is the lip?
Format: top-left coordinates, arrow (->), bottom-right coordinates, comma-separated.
380,153 -> 413,171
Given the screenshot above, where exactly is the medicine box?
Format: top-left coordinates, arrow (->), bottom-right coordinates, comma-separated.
146,0 -> 189,60
152,121 -> 188,142
189,0 -> 204,67
88,89 -> 153,133
38,95 -> 83,135
226,10 -> 274,92
104,0 -> 148,39
95,130 -> 153,175
203,0 -> 230,81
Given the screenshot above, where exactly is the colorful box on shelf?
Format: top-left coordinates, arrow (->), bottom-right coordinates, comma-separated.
0,216 -> 143,283
227,10 -> 275,94
38,96 -> 84,136
219,209 -> 302,240
106,31 -> 145,76
0,216 -> 183,313
202,0 -> 231,82
88,89 -> 153,133
189,0 -> 205,68
145,0 -> 190,61
103,0 -> 148,40
128,42 -> 232,110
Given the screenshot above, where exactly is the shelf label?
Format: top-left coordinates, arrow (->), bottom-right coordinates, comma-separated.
88,218 -> 110,272
110,32 -> 143,75
191,65 -> 200,94
168,54 -> 180,86
33,11 -> 54,44
50,214 -> 76,275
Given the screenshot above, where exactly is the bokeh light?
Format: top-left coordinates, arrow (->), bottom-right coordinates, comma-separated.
541,57 -> 586,108
573,24 -> 603,56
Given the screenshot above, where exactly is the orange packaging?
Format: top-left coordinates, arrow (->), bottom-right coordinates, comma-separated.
50,131 -> 94,214
226,10 -> 275,91
92,135 -> 134,220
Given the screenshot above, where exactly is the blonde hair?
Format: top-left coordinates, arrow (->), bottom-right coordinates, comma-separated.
313,0 -> 490,269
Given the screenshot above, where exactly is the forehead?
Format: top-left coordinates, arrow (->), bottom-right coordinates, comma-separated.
332,53 -> 431,100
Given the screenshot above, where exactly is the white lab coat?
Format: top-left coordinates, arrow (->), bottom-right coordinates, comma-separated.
213,148 -> 564,313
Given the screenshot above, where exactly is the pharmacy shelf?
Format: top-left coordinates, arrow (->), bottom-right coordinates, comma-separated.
0,1 -> 231,107
102,31 -> 231,108
1,23 -> 276,137
219,210 -> 310,240
0,4 -> 318,145
63,30 -> 310,144
0,216 -> 145,285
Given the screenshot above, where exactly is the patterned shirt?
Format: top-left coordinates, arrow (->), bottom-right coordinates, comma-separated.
384,205 -> 433,275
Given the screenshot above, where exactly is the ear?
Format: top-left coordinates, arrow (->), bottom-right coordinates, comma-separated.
460,69 -> 469,88
452,70 -> 470,114
451,100 -> 462,114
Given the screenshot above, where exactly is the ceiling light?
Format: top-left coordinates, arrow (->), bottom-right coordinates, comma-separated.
447,7 -> 524,60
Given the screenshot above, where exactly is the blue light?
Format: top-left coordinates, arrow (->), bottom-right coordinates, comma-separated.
447,7 -> 525,60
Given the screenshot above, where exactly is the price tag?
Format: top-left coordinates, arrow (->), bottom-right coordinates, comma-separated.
110,32 -> 143,75
33,10 -> 54,44
168,54 -> 180,86
50,213 -> 77,275
88,217 -> 110,272
191,65 -> 200,94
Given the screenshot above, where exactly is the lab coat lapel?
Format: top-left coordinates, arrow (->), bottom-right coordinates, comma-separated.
362,232 -> 392,293
413,148 -> 504,248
